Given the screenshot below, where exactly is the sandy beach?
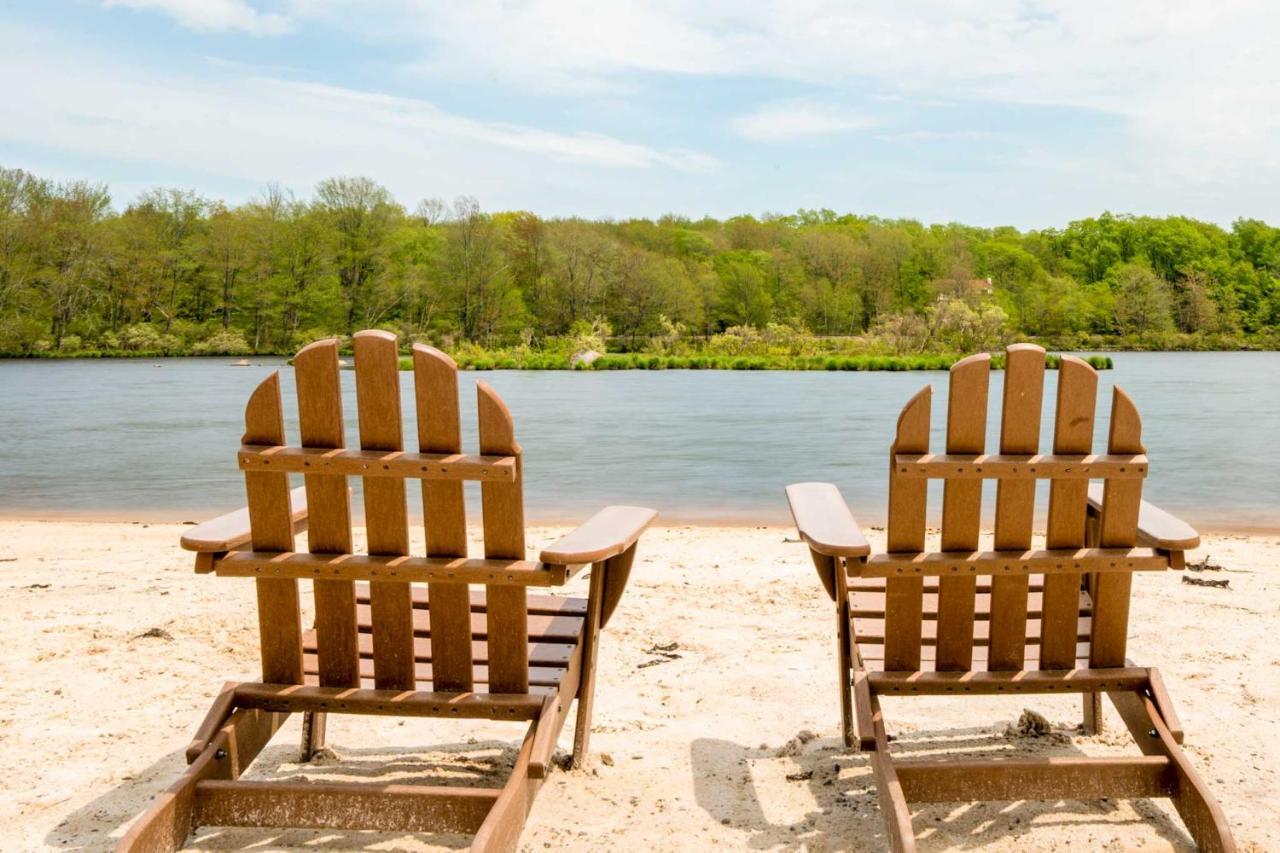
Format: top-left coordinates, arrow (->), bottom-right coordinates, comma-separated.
1,519 -> 1277,852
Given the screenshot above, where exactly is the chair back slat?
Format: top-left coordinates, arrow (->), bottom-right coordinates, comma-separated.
1090,387 -> 1145,666
1040,356 -> 1098,668
988,343 -> 1046,670
413,345 -> 475,692
477,382 -> 529,693
884,386 -> 931,670
294,339 -> 359,688
936,353 -> 989,671
354,330 -> 414,690
242,373 -> 304,684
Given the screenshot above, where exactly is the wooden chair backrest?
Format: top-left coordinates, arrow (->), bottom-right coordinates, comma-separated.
241,330 -> 533,694
883,343 -> 1148,673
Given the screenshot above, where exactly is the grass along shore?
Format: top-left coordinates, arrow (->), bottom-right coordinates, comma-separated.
394,351 -> 1114,371
0,347 -> 1113,370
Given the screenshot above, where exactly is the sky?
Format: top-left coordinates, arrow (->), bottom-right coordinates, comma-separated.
2,1 -> 1278,228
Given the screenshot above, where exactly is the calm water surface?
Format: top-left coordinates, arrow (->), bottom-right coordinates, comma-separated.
0,353 -> 1276,530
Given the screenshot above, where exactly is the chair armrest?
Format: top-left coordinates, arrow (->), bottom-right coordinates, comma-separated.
785,482 -> 871,558
180,486 -> 310,552
1085,484 -> 1199,550
539,505 -> 658,565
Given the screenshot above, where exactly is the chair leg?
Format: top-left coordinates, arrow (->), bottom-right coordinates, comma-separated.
472,724 -> 538,853
1082,691 -> 1103,735
868,691 -> 916,852
1109,690 -> 1236,852
300,711 -> 327,762
572,560 -> 605,768
117,708 -> 285,852
837,599 -> 854,749
571,640 -> 599,767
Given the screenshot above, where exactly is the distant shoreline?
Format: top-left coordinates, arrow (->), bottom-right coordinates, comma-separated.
0,351 -> 1118,371
2,513 -> 1275,536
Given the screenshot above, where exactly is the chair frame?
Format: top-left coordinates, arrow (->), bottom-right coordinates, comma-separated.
118,331 -> 655,852
787,344 -> 1235,852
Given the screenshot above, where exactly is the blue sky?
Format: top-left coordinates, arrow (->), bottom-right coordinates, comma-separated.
3,1 -> 1278,228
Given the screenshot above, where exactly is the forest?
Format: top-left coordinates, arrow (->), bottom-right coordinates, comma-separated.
2,166 -> 1278,363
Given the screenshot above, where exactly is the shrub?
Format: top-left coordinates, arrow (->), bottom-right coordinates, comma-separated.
119,323 -> 164,352
706,326 -> 763,356
192,329 -> 252,356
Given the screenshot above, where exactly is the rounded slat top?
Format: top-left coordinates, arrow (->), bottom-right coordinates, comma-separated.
412,344 -> 462,453
945,352 -> 990,453
1108,386 -> 1145,454
894,385 -> 932,449
477,380 -> 518,455
1052,355 -> 1099,453
293,337 -> 346,449
243,371 -> 285,445
998,343 -> 1046,453
354,331 -> 404,451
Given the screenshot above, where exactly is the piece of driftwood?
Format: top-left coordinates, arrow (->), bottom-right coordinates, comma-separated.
118,330 -> 657,853
786,343 -> 1235,852
1187,554 -> 1224,572
1182,575 -> 1229,589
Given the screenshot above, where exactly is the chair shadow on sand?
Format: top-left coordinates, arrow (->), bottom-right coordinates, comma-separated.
691,726 -> 1197,851
48,736 -> 521,852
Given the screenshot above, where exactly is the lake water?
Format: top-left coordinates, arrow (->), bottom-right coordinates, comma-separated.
0,353 -> 1277,531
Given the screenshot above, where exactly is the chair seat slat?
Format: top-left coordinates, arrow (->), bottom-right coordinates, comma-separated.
300,635 -> 574,667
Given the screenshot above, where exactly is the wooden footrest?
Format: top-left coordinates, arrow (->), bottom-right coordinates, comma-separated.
894,755 -> 1174,803
194,779 -> 499,834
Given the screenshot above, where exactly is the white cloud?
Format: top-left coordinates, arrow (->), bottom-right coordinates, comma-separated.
271,81 -> 720,171
302,1 -> 747,94
102,0 -> 291,36
732,101 -> 878,143
0,23 -> 718,213
293,1 -> 1280,207
16,3 -> 1280,223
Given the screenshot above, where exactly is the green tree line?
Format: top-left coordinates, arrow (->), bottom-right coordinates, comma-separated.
2,166 -> 1278,357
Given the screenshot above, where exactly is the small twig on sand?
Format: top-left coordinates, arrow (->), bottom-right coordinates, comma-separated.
637,642 -> 681,669
1182,575 -> 1229,589
1186,554 -> 1224,572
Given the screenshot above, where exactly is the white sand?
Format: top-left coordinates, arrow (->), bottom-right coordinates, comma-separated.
1,520 -> 1276,851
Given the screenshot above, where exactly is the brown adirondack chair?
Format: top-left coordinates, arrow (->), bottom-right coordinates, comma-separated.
785,343 -> 1234,852
118,330 -> 656,852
